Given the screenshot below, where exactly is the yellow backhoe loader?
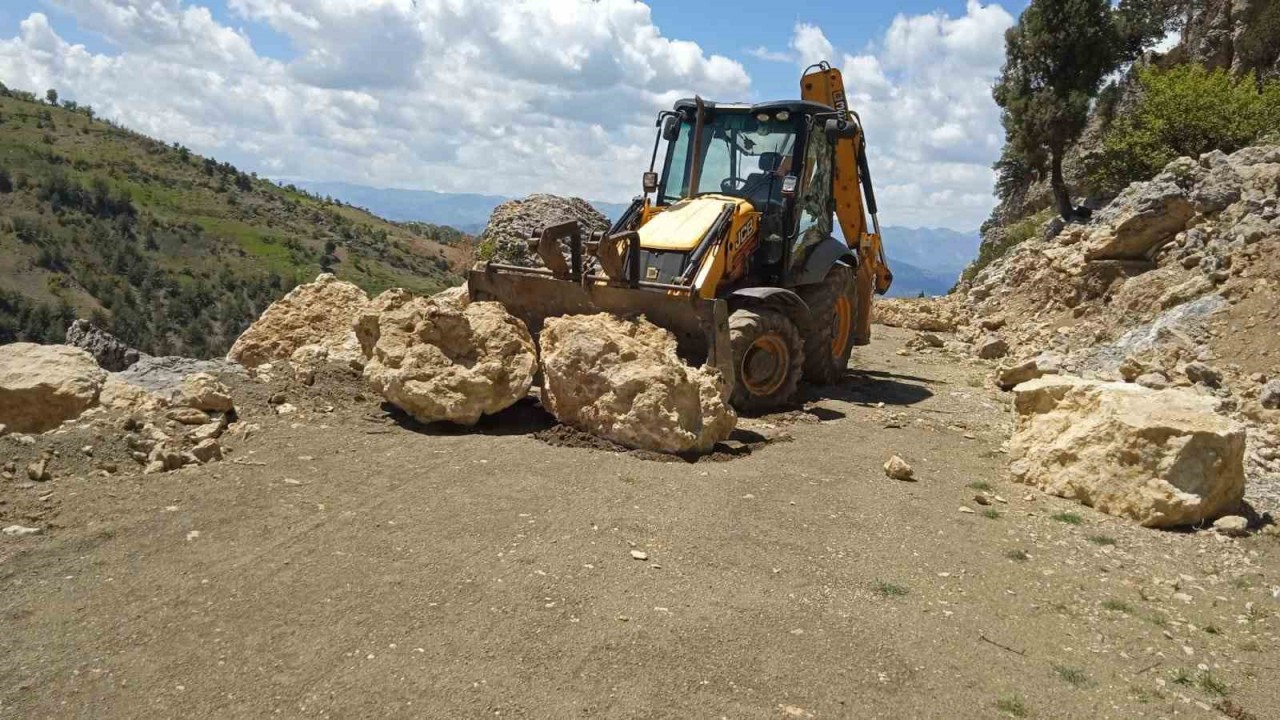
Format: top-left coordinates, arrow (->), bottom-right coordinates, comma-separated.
468,62 -> 893,411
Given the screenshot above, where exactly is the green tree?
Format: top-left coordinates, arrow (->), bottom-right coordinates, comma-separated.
45,88 -> 58,105
994,0 -> 1120,220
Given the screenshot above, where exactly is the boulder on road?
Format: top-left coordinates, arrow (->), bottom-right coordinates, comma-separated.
871,298 -> 964,332
227,273 -> 370,368
1009,376 -> 1245,528
477,194 -> 610,267
362,293 -> 537,426
0,343 -> 106,433
539,314 -> 736,454
178,373 -> 234,412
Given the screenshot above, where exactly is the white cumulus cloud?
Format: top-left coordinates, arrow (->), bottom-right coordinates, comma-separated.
0,0 -> 749,203
800,1 -> 1014,230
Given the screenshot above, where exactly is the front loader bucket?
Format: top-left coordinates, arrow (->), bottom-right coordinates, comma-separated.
468,264 -> 735,388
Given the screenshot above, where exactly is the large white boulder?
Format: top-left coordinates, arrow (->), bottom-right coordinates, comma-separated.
227,273 -> 369,368
539,314 -> 736,454
361,293 -> 536,426
1009,376 -> 1245,528
0,343 -> 107,433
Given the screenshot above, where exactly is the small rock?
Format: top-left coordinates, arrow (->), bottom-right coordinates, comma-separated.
26,455 -> 51,482
166,407 -> 211,425
190,439 -> 223,464
1135,372 -> 1170,390
973,494 -> 991,506
883,454 -> 915,481
958,506 -> 975,514
1260,380 -> 1280,410
143,460 -> 166,475
268,392 -> 288,406
1212,515 -> 1249,537
630,550 -> 649,561
974,335 -> 1009,360
980,315 -> 1006,331
275,403 -> 298,415
187,422 -> 224,443
1184,362 -> 1222,388
2,524 -> 42,537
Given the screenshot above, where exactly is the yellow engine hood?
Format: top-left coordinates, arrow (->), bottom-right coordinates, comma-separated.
637,195 -> 752,252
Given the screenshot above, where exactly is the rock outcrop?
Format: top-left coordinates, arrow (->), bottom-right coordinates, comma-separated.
361,293 -> 536,425
477,194 -> 610,267
1009,376 -> 1245,528
538,314 -> 736,454
65,319 -> 141,371
0,343 -> 107,433
227,273 -> 369,368
114,356 -> 244,404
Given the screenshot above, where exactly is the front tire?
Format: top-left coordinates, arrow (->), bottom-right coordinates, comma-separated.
798,264 -> 856,384
729,308 -> 803,412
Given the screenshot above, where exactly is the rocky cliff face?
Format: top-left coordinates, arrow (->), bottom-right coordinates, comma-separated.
1178,0 -> 1280,79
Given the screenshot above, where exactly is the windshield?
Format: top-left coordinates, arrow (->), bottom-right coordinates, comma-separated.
659,111 -> 799,209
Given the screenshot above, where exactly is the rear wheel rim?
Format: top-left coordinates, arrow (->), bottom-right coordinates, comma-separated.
741,335 -> 789,396
831,295 -> 853,357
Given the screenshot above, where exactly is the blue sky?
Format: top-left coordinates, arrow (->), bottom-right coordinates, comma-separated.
0,0 -> 1027,230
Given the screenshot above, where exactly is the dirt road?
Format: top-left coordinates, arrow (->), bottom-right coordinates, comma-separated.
2,327 -> 1277,719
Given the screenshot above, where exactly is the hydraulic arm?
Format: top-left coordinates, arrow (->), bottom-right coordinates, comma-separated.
800,62 -> 892,343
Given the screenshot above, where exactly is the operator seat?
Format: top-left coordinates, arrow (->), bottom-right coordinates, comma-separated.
740,152 -> 785,211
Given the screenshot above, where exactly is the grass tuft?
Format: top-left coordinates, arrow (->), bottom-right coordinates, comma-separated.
994,694 -> 1028,718
1198,671 -> 1229,697
1087,534 -> 1116,546
1051,512 -> 1084,525
1005,549 -> 1030,562
872,580 -> 909,598
1101,599 -> 1133,613
968,480 -> 993,491
982,508 -> 1001,519
1052,664 -> 1089,688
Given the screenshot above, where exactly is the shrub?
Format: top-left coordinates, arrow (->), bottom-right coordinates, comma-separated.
1088,65 -> 1280,194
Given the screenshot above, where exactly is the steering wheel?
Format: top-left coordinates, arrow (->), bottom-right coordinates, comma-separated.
720,177 -> 749,193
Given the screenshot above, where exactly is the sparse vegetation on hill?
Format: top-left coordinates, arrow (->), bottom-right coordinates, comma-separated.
1087,65 -> 1280,195
0,83 -> 464,357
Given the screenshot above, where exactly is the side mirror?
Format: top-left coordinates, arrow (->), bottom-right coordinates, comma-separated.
781,175 -> 798,198
642,171 -> 658,194
824,118 -> 859,140
661,116 -> 680,141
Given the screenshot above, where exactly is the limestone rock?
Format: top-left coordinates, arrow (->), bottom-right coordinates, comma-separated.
0,343 -> 106,433
1212,515 -> 1249,537
98,376 -> 168,412
430,284 -> 470,310
190,439 -> 223,464
883,455 -> 915,481
872,297 -> 965,332
362,294 -> 537,426
227,273 -> 370,368
178,373 -> 234,412
166,407 -> 211,425
65,319 -> 141,371
1009,376 -> 1245,528
354,288 -> 414,358
289,334 -> 363,385
538,314 -> 736,454
477,194 -> 610,267
1082,173 -> 1195,261
974,335 -> 1009,360
996,354 -> 1063,391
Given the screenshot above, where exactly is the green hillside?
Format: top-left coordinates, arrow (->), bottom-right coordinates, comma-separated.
0,84 -> 464,358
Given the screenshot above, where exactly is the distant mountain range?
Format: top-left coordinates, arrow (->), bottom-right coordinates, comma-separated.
293,181 -> 978,296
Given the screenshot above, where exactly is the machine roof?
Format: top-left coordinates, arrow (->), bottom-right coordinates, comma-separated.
672,98 -> 835,115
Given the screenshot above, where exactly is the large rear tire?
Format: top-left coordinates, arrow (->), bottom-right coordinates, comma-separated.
798,264 -> 857,385
729,308 -> 803,412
